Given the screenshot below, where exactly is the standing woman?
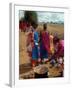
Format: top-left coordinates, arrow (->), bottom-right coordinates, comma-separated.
40,23 -> 50,63
31,23 -> 39,68
49,33 -> 54,55
26,23 -> 34,68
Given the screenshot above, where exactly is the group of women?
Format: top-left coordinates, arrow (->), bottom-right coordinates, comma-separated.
26,22 -> 64,69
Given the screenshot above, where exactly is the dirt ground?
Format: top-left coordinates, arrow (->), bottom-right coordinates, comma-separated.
19,23 -> 64,79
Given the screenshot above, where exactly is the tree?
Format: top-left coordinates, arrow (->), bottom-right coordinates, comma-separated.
24,11 -> 38,25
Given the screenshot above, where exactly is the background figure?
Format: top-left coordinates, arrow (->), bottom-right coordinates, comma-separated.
19,20 -> 27,32
26,25 -> 34,66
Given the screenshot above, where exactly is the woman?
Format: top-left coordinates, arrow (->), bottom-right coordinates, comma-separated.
54,39 -> 64,58
26,25 -> 34,67
49,33 -> 54,55
31,23 -> 39,67
40,23 -> 50,63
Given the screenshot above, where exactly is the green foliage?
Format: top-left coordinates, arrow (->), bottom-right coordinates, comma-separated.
24,11 -> 38,25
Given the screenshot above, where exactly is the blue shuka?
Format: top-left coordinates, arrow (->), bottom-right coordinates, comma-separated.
32,31 -> 39,60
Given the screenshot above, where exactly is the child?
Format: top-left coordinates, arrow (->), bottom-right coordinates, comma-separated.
56,57 -> 64,77
26,22 -> 32,32
40,23 -> 50,63
50,56 -> 56,67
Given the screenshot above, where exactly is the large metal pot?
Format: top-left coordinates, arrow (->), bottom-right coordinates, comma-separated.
34,65 -> 48,78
